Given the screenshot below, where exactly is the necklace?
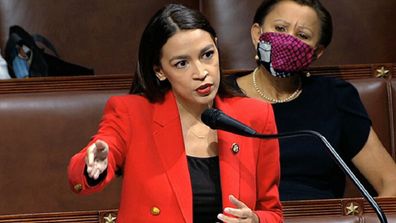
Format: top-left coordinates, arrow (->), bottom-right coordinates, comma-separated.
252,68 -> 302,104
190,129 -> 206,139
189,125 -> 210,139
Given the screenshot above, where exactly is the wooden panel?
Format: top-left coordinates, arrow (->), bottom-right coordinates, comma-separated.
201,0 -> 396,70
0,63 -> 392,95
282,197 -> 396,218
0,209 -> 116,223
0,0 -> 199,75
0,73 -> 133,94
0,198 -> 395,222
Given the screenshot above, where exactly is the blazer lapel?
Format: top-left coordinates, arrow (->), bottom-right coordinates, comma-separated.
152,92 -> 192,223
216,97 -> 241,208
151,94 -> 242,219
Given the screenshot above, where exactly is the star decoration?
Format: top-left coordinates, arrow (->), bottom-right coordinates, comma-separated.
376,66 -> 389,78
104,213 -> 117,223
345,202 -> 360,215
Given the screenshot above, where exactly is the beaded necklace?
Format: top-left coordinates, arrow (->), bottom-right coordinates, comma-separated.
252,68 -> 302,104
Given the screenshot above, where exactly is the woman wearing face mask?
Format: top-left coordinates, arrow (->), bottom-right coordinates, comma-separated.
229,0 -> 396,201
68,4 -> 283,223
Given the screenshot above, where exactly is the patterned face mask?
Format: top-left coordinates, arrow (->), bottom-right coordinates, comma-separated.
257,32 -> 315,78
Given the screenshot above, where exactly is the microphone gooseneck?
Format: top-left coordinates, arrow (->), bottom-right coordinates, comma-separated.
201,108 -> 257,136
201,108 -> 388,223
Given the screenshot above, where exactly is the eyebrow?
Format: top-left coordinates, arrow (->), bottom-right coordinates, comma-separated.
272,19 -> 314,33
296,25 -> 313,33
273,19 -> 290,25
169,44 -> 215,62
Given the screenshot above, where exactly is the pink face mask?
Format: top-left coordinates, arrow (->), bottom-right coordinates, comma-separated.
257,32 -> 315,78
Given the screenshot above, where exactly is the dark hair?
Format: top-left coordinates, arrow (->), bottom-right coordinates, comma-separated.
253,0 -> 333,48
130,4 -> 239,102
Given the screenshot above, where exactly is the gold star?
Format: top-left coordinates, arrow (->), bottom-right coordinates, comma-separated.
104,213 -> 117,223
376,66 -> 389,78
345,202 -> 360,215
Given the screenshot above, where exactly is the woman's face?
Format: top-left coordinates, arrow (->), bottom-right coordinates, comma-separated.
258,0 -> 322,48
155,29 -> 220,108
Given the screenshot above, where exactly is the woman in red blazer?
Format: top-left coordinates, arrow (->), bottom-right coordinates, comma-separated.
68,4 -> 282,223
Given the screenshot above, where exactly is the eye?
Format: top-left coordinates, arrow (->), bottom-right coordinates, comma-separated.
297,32 -> 310,40
174,60 -> 188,69
275,25 -> 287,32
202,50 -> 214,60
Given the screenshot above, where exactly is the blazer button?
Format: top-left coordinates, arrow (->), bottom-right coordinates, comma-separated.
231,143 -> 239,153
151,206 -> 160,216
74,183 -> 83,193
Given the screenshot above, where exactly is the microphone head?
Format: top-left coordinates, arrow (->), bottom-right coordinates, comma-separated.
201,108 -> 257,136
201,108 -> 220,129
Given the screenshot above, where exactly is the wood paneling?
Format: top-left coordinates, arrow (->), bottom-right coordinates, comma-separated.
201,0 -> 396,70
0,0 -> 199,75
0,198 -> 395,222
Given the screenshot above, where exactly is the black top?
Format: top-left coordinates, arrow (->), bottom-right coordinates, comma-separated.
187,156 -> 222,223
228,74 -> 372,200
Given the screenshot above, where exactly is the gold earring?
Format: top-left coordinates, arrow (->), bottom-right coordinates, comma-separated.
156,73 -> 166,81
255,55 -> 259,61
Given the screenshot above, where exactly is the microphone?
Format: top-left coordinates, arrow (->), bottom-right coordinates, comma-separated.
201,107 -> 257,136
201,108 -> 388,223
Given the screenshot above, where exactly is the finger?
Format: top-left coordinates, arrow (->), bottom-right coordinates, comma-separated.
86,165 -> 94,176
229,195 -> 248,209
91,165 -> 102,179
224,207 -> 245,219
93,167 -> 101,180
86,143 -> 96,166
217,213 -> 241,223
88,166 -> 96,179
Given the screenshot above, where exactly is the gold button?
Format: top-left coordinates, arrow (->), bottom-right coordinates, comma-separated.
151,206 -> 160,216
231,143 -> 239,153
74,183 -> 83,193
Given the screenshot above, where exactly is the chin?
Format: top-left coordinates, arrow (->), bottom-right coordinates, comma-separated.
196,93 -> 216,105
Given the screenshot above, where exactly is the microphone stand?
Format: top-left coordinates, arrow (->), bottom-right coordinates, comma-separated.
254,130 -> 388,223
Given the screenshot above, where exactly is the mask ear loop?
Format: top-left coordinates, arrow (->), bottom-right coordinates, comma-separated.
255,28 -> 265,61
306,45 -> 322,78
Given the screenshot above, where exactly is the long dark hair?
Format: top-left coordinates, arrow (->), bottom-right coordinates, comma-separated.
253,0 -> 333,48
130,4 -> 240,102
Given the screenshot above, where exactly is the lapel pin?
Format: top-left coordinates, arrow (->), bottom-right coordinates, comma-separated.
231,143 -> 240,154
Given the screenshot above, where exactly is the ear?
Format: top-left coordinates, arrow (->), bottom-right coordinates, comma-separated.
314,45 -> 325,60
153,65 -> 166,81
251,23 -> 262,46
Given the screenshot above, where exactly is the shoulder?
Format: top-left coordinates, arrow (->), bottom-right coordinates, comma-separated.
303,76 -> 359,100
105,94 -> 153,113
315,76 -> 362,103
221,96 -> 271,111
107,94 -> 150,105
305,76 -> 355,90
219,96 -> 274,127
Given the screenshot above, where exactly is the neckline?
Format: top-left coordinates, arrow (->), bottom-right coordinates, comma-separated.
252,68 -> 303,104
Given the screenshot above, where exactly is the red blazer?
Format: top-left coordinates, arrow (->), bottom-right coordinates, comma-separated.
68,92 -> 282,223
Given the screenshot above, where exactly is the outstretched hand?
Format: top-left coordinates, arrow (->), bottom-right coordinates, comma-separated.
85,140 -> 109,180
217,195 -> 259,223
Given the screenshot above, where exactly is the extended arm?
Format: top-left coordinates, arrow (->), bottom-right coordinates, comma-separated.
352,128 -> 396,197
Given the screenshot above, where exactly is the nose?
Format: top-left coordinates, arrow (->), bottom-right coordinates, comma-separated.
193,64 -> 208,80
